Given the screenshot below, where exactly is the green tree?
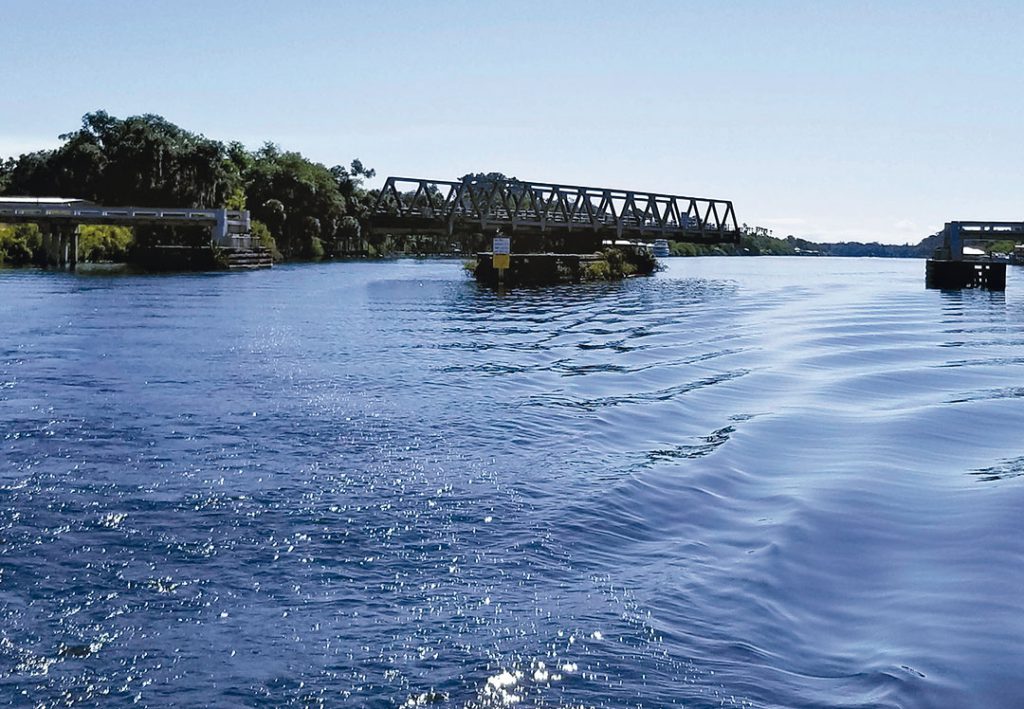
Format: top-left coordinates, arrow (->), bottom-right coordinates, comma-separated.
0,157 -> 18,194
249,220 -> 281,260
7,111 -> 238,208
988,240 -> 1016,254
329,159 -> 377,228
78,225 -> 133,262
3,112 -> 378,262
0,224 -> 44,265
337,216 -> 361,256
5,150 -> 59,197
245,145 -> 346,258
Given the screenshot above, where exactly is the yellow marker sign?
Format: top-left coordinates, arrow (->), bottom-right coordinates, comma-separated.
492,253 -> 510,269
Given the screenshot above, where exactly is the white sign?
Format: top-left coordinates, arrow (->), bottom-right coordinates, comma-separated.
493,237 -> 510,254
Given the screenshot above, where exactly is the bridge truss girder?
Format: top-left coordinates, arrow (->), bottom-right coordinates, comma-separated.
371,176 -> 740,246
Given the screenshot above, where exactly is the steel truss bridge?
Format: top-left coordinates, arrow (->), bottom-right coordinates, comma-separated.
371,176 -> 740,248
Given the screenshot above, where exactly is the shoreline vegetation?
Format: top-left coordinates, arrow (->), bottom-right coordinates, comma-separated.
0,110 -> 952,270
470,246 -> 659,287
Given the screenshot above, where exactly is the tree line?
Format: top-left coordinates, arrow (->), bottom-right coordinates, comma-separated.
0,112 -> 951,267
0,111 -> 378,264
668,232 -> 934,258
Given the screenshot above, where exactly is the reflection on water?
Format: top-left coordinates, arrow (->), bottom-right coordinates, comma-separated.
1,257 -> 1024,708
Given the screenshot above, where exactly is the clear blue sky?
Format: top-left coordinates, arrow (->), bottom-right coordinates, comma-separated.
3,0 -> 1022,244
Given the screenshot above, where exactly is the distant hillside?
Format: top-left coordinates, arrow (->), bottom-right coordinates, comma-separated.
791,235 -> 936,258
668,233 -> 939,258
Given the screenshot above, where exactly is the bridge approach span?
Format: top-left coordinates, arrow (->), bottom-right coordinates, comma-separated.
0,198 -> 255,269
0,199 -> 251,246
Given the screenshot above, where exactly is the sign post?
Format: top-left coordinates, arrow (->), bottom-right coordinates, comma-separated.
492,235 -> 510,283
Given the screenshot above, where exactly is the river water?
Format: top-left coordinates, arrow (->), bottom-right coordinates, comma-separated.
1,257 -> 1023,708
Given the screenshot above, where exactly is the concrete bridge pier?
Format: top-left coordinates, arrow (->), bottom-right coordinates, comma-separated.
41,224 -> 78,270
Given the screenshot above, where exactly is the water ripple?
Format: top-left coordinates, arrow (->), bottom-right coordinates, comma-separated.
2,258 -> 1024,707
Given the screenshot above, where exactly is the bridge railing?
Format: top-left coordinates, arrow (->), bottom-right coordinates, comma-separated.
372,176 -> 739,243
933,220 -> 1024,260
953,221 -> 1024,235
0,201 -> 251,245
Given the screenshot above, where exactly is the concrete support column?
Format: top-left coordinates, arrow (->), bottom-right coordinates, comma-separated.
41,225 -> 79,270
948,223 -> 963,260
68,227 -> 79,270
42,226 -> 60,268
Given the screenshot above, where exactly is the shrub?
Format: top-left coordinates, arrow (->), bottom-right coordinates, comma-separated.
250,220 -> 282,261
307,236 -> 325,260
78,225 -> 133,262
583,260 -> 611,280
0,224 -> 43,265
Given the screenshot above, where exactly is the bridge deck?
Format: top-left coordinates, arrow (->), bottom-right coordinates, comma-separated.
0,199 -> 250,244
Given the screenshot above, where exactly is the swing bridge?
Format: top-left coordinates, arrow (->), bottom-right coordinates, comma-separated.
370,176 -> 741,249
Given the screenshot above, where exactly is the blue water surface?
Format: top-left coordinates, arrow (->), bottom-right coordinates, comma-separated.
1,257 -> 1023,707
